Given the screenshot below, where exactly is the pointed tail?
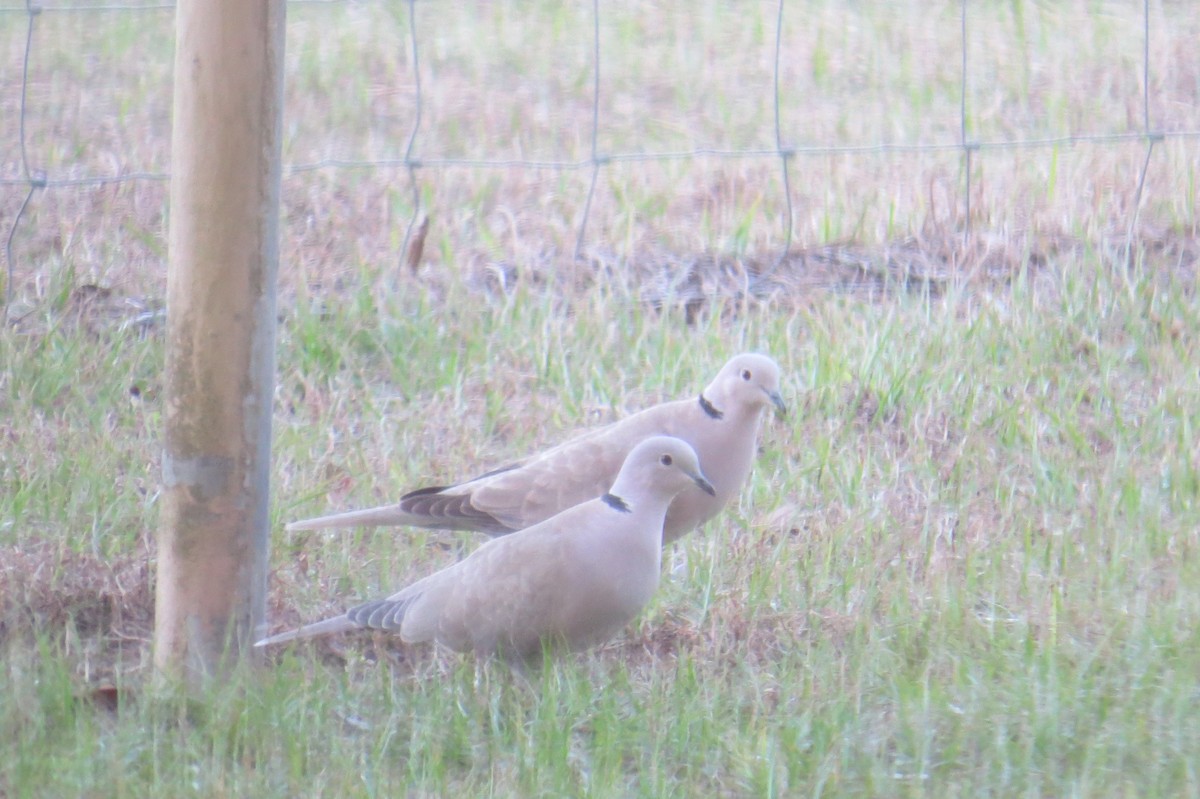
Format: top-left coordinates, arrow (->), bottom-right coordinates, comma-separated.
285,504 -> 422,532
254,615 -> 359,647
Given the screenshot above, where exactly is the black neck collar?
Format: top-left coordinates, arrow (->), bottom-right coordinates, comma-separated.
698,393 -> 724,420
602,492 -> 631,513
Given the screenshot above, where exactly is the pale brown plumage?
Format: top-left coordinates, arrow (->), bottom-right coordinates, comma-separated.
257,436 -> 716,661
286,353 -> 785,544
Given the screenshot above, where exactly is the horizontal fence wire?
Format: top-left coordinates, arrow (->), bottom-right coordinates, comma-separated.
3,0 -> 1197,311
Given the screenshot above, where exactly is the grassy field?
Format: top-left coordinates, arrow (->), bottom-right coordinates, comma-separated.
4,1 -> 1200,796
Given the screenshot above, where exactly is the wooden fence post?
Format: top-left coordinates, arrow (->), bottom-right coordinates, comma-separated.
154,0 -> 286,683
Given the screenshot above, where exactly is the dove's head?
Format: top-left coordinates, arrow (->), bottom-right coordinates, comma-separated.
704,353 -> 787,419
615,435 -> 716,501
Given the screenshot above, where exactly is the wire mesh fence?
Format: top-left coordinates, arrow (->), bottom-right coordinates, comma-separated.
3,0 -> 1198,315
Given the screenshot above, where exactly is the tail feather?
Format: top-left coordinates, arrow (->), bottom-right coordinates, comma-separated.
285,504 -> 420,532
285,502 -> 514,535
254,615 -> 358,647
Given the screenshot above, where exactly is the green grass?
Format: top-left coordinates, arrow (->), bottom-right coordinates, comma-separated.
5,260 -> 1200,796
4,0 -> 1200,795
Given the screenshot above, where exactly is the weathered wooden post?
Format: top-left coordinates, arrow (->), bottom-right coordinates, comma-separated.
155,0 -> 285,683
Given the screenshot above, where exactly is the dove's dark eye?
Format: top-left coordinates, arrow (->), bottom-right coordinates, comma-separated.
660,454 -> 673,466
741,369 -> 752,381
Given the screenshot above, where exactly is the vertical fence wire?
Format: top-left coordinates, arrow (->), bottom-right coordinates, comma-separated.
4,0 -> 45,315
758,0 -> 794,281
1124,0 -> 1161,265
959,0 -> 974,236
573,0 -> 603,262
397,0 -> 423,269
1142,0 -> 1151,136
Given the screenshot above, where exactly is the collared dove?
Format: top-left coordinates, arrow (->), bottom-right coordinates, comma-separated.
287,353 -> 785,544
257,436 -> 716,660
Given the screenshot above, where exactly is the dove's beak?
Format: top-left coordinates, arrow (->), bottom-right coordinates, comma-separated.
691,472 -> 717,497
765,389 -> 787,418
